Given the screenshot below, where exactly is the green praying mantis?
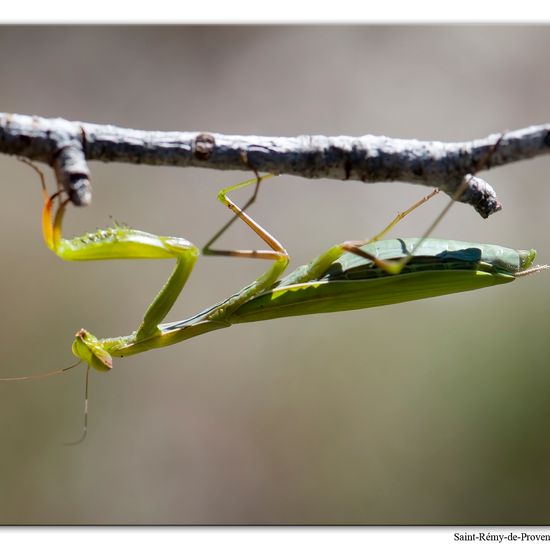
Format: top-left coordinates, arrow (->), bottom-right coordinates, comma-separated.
2,159 -> 546,441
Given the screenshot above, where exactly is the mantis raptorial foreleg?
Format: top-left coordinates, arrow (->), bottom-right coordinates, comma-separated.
40,179 -> 201,361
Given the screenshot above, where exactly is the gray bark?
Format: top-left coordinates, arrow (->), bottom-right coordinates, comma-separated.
2,112 -> 549,217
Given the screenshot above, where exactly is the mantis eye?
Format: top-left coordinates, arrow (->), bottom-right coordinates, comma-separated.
72,329 -> 113,372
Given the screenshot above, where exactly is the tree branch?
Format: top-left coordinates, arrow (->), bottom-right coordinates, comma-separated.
2,112 -> 550,217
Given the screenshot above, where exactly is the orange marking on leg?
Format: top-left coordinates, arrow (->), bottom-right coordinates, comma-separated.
42,195 -> 55,250
52,198 -> 70,249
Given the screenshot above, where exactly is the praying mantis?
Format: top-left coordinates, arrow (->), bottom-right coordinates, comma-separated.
17,161 -> 546,369
2,158 -> 546,441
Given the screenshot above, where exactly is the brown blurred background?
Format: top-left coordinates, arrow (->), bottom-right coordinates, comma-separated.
0,26 -> 549,525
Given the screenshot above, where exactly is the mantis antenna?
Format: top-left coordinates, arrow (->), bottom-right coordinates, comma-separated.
64,365 -> 90,446
0,360 -> 82,382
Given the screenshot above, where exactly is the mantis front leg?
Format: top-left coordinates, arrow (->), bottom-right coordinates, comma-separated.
29,162 -> 200,371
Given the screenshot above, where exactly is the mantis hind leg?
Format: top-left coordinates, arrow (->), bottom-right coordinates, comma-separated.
292,188 -> 442,284
340,188 -> 441,275
339,135 -> 506,277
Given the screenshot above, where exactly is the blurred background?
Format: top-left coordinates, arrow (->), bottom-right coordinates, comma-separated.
0,26 -> 549,525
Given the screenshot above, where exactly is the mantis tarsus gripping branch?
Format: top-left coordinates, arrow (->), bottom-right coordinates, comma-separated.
2,153 -> 546,442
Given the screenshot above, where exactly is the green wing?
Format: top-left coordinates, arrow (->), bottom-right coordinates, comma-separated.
231,239 -> 535,324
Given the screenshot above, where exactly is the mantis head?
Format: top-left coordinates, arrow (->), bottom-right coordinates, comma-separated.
72,329 -> 113,372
